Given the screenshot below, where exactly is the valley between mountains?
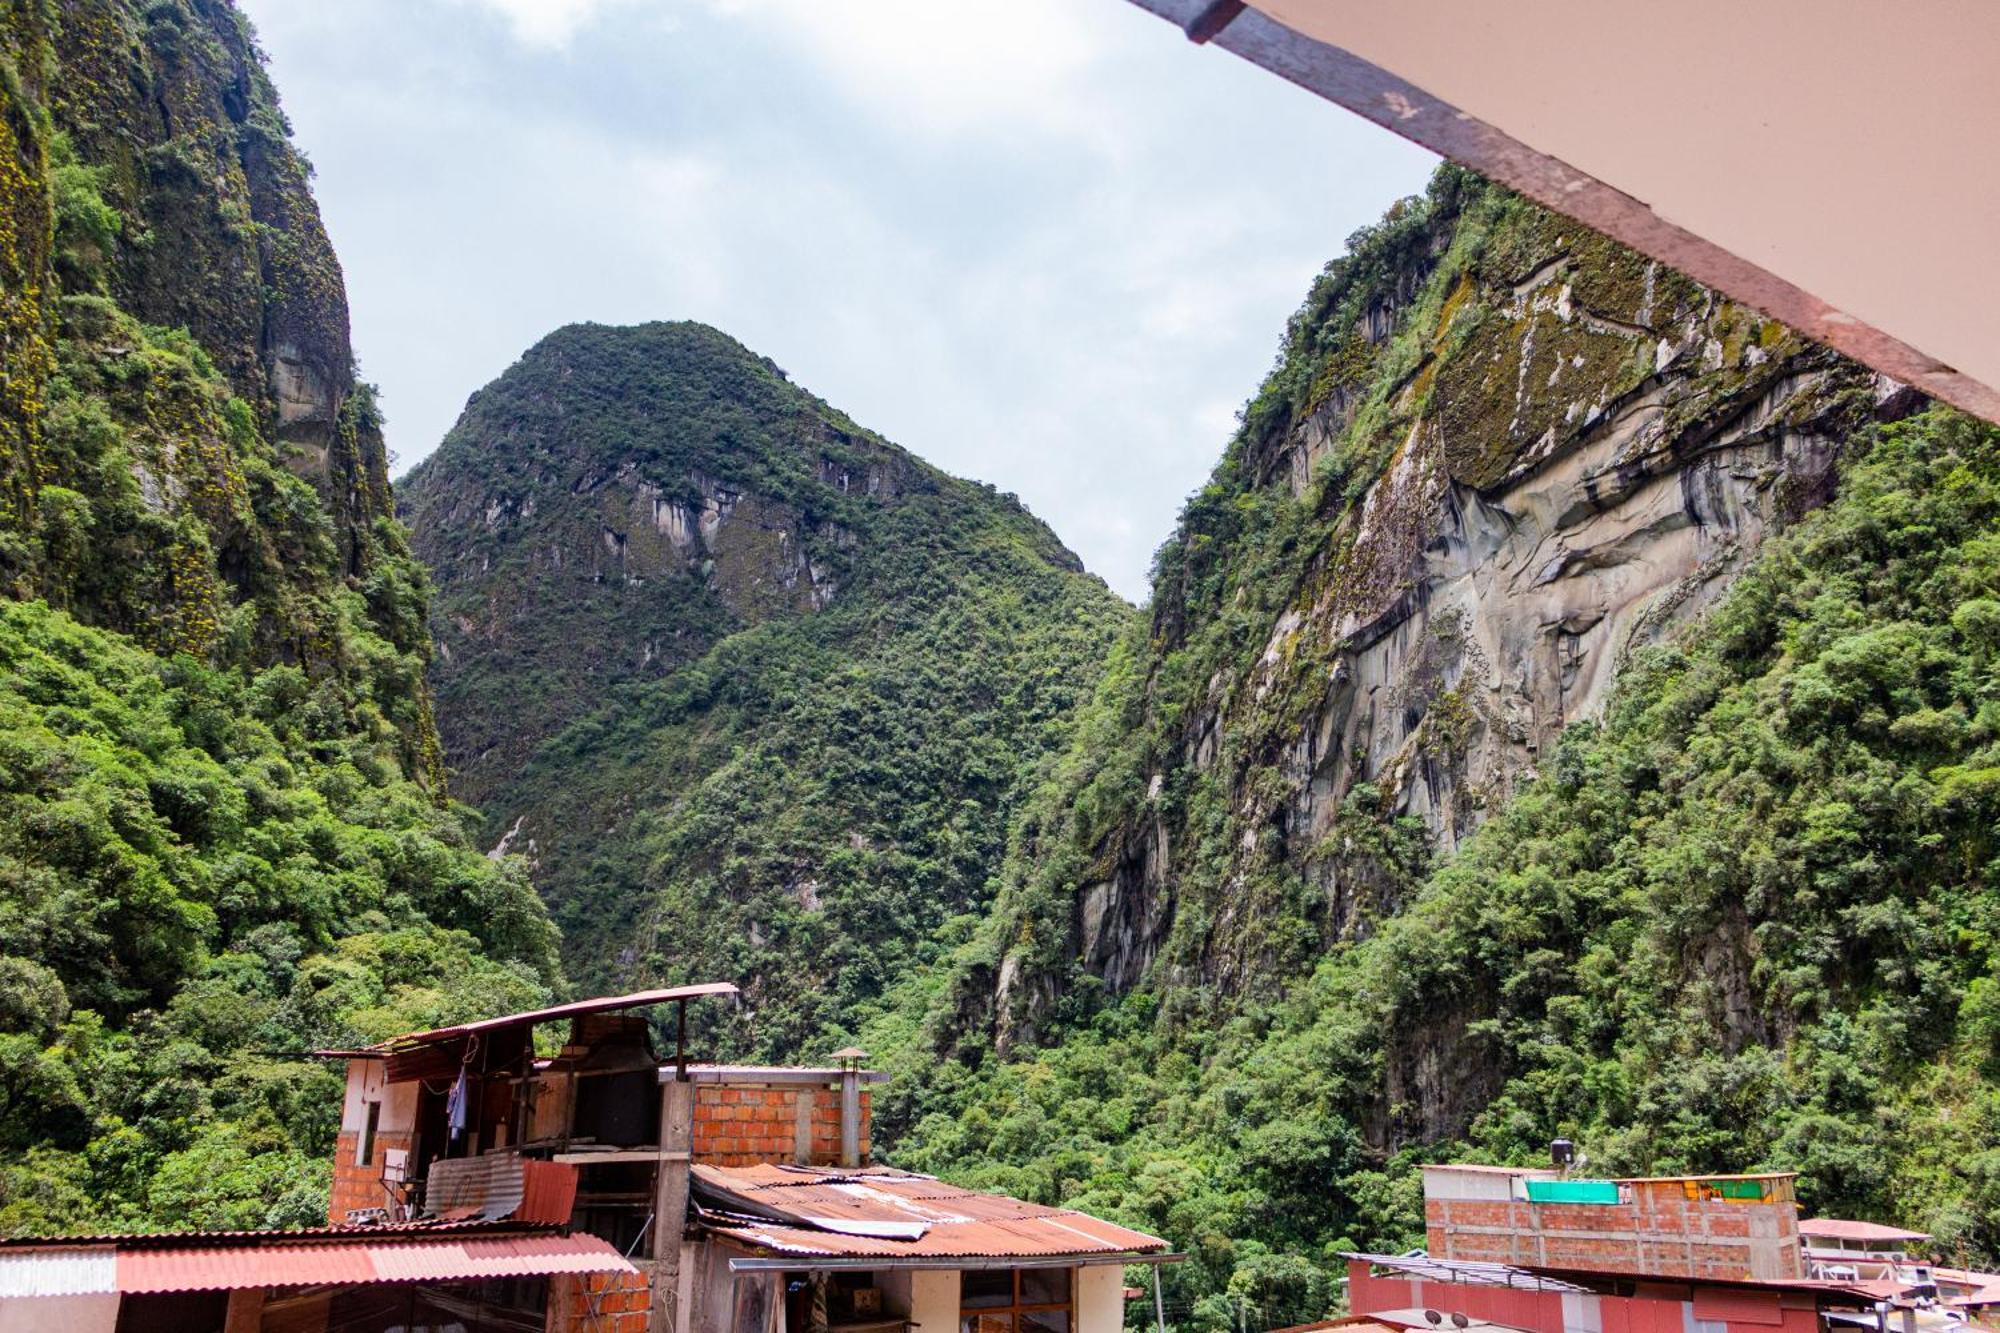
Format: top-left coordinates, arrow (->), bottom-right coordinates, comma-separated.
2,3 -> 1998,1325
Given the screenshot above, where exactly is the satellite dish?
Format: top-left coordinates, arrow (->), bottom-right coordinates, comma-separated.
1425,1312 -> 1443,1326
1452,1316 -> 1470,1329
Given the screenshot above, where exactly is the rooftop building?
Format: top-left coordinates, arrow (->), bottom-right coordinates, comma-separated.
1421,1164 -> 1803,1281
0,986 -> 1179,1333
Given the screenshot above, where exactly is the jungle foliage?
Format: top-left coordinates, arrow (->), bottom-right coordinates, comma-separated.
874,407 -> 2000,1327
0,0 -> 559,1233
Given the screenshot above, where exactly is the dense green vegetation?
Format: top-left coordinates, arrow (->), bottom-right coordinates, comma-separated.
0,600 -> 553,1233
0,0 -> 558,1233
403,321 -> 1135,1058
874,406 -> 2000,1324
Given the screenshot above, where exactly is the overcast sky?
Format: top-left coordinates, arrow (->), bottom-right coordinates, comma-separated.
237,0 -> 1435,601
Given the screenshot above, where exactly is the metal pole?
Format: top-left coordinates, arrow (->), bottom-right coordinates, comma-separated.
1153,1264 -> 1168,1333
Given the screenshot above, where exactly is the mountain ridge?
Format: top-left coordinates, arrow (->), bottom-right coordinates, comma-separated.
401,317 -> 1132,1055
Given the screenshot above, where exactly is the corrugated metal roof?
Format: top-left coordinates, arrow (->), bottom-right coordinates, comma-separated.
114,1232 -> 634,1293
693,1164 -> 1168,1260
119,1244 -> 378,1293
519,1160 -> 580,1226
380,983 -> 739,1049
0,1248 -> 117,1297
1800,1218 -> 1933,1243
0,1217 -> 520,1251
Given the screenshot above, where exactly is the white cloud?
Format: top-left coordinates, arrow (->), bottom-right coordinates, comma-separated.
450,0 -> 638,49
236,0 -> 1438,599
705,0 -> 1115,139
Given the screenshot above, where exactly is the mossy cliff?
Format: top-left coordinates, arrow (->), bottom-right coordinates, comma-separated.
978,167 -> 1898,1048
0,0 -> 416,720
0,0 -> 557,1234
869,170 -> 2000,1324
399,322 -> 1133,1055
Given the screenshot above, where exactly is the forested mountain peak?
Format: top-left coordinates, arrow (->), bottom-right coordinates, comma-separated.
401,319 -> 1132,1056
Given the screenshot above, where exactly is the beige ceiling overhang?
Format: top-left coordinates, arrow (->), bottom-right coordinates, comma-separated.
1133,0 -> 2000,425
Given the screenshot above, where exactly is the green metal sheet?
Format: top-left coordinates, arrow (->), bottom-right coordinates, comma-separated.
1524,1179 -> 1621,1204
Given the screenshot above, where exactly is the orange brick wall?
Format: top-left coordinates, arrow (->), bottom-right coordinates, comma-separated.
327,1129 -> 412,1223
691,1085 -> 872,1167
549,1269 -> 652,1333
1425,1193 -> 1802,1279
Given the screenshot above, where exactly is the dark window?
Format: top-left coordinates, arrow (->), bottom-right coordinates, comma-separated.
358,1099 -> 381,1167
115,1290 -> 229,1332
573,1069 -> 661,1146
960,1269 -> 1074,1333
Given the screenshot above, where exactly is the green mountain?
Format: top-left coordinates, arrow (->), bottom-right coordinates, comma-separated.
399,322 -> 1133,1055
871,168 -> 2000,1322
0,0 -> 557,1234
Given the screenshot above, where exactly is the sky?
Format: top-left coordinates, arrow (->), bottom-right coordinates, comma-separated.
236,0 -> 1435,602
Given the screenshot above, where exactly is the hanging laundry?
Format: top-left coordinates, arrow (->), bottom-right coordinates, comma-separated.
446,1067 -> 469,1141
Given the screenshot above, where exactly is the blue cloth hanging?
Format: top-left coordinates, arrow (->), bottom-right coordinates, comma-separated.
446,1067 -> 469,1141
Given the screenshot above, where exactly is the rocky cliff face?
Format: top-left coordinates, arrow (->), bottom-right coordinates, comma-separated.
33,0 -> 389,564
986,168 -> 1900,1045
0,0 -> 436,781
0,0 -> 558,1234
401,323 -> 1132,1053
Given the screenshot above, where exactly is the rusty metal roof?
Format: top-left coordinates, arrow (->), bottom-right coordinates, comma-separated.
1800,1218 -> 1933,1243
379,983 -> 739,1049
425,1154 -> 579,1224
113,1232 -> 634,1293
692,1164 -> 1169,1261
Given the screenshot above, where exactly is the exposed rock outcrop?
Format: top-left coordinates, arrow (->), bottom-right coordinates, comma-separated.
989,170 -> 1902,1048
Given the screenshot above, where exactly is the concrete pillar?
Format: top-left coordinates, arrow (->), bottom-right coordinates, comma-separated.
839,1069 -> 860,1168
651,1079 -> 696,1333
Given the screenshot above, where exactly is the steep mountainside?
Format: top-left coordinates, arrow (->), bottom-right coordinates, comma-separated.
401,323 -> 1131,1054
0,0 -> 556,1234
983,169 -> 1889,1041
871,170 -> 1996,1323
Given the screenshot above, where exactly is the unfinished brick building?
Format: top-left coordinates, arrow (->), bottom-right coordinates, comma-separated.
1421,1164 -> 1804,1281
0,986 -> 1179,1333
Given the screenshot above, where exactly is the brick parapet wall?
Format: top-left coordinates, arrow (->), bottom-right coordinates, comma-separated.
1425,1195 -> 1802,1279
327,1129 -> 412,1223
691,1085 -> 871,1166
549,1269 -> 652,1333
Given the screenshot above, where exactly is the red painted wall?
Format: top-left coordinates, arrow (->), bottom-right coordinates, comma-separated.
1347,1262 -> 1823,1333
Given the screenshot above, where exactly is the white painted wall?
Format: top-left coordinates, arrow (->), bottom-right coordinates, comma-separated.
1077,1266 -> 1122,1333
908,1269 -> 959,1333
0,1294 -> 118,1333
340,1059 -> 417,1137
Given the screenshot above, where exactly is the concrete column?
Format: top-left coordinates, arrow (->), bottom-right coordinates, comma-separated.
794,1091 -> 813,1165
839,1069 -> 860,1168
651,1079 -> 696,1333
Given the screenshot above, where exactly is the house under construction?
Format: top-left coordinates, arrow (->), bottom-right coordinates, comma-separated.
0,986 -> 1179,1333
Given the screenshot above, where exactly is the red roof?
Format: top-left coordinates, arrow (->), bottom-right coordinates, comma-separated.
0,1218 -> 518,1251
1799,1218 -> 1931,1243
380,983 -> 739,1049
114,1232 -> 633,1293
693,1164 -> 1169,1261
